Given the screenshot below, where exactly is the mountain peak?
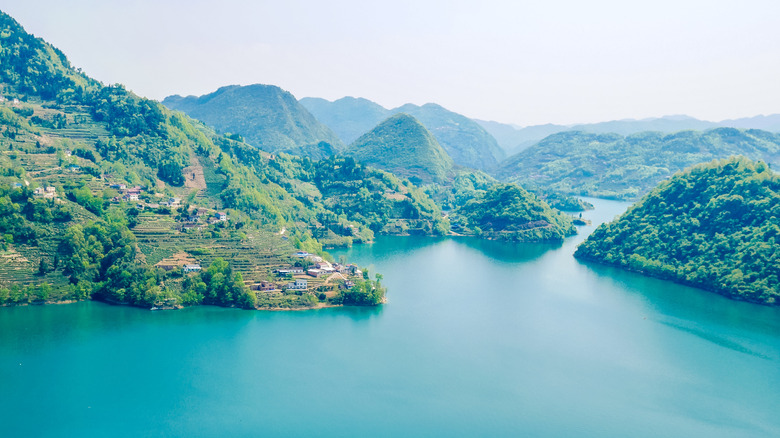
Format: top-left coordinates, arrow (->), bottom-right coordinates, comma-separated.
162,84 -> 343,159
346,113 -> 453,184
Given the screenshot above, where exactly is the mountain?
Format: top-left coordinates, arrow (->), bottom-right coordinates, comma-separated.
449,184 -> 576,242
485,122 -> 569,155
162,84 -> 344,160
497,128 -> 780,200
389,103 -> 504,170
575,157 -> 779,305
484,115 -> 780,156
300,97 -> 505,170
345,113 -> 454,184
0,10 -> 456,309
569,115 -> 719,136
719,114 -> 780,132
299,96 -> 389,145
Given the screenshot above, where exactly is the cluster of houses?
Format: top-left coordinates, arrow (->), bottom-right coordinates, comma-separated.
179,209 -> 228,232
285,251 -> 361,278
110,184 -> 143,202
33,186 -> 57,199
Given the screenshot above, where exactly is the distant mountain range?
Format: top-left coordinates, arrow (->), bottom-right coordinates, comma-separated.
477,115 -> 780,155
497,128 -> 780,200
345,113 -> 454,184
163,84 -> 344,159
300,97 -> 504,170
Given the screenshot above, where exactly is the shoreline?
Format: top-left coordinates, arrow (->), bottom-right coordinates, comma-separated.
0,298 -> 375,312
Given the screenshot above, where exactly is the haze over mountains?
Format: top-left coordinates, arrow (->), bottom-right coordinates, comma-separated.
300,97 -> 504,170
499,128 -> 780,200
477,114 -> 780,155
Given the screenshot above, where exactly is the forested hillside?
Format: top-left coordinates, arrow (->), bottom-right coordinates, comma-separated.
0,10 -> 460,309
346,113 -> 454,184
575,157 -> 779,305
497,129 -> 780,199
163,84 -> 344,159
449,184 -> 576,242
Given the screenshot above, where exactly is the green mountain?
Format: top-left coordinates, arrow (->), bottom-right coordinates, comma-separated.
448,184 -> 576,242
497,129 -> 780,200
299,96 -> 389,145
300,97 -> 505,171
162,84 -> 344,160
575,157 -> 779,305
345,113 -> 454,185
390,103 -> 505,170
0,10 -> 455,309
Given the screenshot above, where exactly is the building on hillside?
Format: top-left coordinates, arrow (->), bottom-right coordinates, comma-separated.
180,223 -> 204,232
286,279 -> 307,290
251,281 -> 277,292
307,269 -> 324,278
294,251 -> 310,258
156,262 -> 179,271
275,266 -> 304,275
215,212 -> 227,221
183,264 -> 202,273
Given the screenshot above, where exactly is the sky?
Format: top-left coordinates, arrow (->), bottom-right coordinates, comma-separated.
3,0 -> 780,126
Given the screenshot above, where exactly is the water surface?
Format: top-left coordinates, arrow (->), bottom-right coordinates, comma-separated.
1,198 -> 778,437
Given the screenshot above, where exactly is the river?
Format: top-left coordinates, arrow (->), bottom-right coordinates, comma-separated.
1,198 -> 778,437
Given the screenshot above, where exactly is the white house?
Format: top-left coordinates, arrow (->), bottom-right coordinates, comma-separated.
183,264 -> 202,273
287,279 -> 307,290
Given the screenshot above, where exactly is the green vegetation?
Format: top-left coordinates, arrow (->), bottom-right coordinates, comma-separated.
0,10 -> 394,309
300,97 -> 505,170
575,157 -> 779,305
449,184 -> 576,242
163,84 -> 344,160
497,130 -> 780,200
392,103 -> 505,170
346,113 -> 454,185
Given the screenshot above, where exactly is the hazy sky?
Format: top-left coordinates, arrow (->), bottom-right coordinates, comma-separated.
3,0 -> 779,126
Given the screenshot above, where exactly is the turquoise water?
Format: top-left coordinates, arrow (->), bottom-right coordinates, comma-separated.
1,199 -> 779,437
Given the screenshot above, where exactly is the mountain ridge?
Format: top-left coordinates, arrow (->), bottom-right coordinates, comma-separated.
163,84 -> 344,160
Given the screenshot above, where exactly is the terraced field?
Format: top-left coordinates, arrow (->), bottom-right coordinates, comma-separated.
132,213 -> 296,284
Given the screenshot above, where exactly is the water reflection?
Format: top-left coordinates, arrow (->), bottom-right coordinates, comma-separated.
448,236 -> 562,263
578,259 -> 780,338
